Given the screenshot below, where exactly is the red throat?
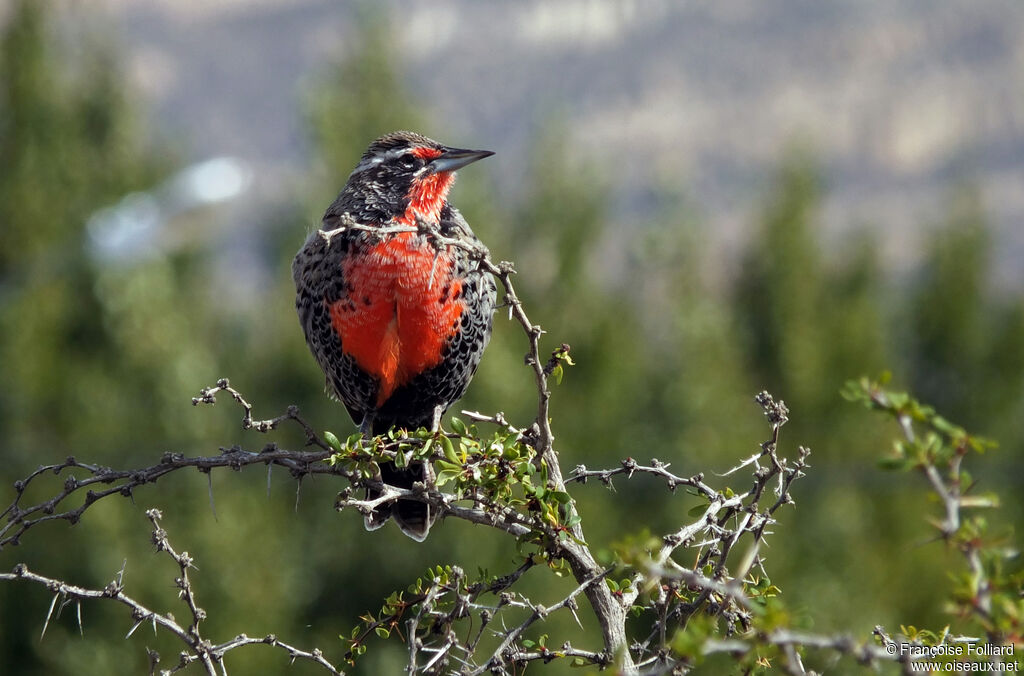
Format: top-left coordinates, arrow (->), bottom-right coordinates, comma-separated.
398,173 -> 455,226
398,149 -> 454,226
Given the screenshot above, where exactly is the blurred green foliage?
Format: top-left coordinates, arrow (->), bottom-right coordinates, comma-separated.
0,3 -> 1021,674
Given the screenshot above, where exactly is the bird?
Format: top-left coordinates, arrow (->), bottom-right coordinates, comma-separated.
293,131 -> 497,541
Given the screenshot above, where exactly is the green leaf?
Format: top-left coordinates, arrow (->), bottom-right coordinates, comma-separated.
549,490 -> 572,504
840,379 -> 867,403
887,391 -> 909,410
436,468 -> 460,488
688,503 -> 709,517
930,415 -> 962,438
374,627 -> 390,639
670,614 -> 713,660
959,469 -> 972,489
441,435 -> 459,464
551,364 -> 564,385
450,417 -> 467,436
877,455 -> 913,471
324,431 -> 343,452
968,435 -> 997,453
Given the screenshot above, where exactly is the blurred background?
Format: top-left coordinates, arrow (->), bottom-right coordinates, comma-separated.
1,1 -> 1022,673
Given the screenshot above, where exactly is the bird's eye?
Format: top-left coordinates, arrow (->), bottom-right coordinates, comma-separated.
399,156 -> 419,171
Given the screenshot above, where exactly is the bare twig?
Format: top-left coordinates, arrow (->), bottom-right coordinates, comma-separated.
1,509 -> 344,675
192,378 -> 330,450
468,569 -> 612,675
0,446 -> 343,552
568,457 -> 718,500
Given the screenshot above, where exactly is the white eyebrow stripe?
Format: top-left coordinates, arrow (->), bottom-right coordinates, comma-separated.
348,147 -> 415,176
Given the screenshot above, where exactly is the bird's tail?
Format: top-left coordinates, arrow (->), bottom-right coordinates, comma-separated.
363,461 -> 436,542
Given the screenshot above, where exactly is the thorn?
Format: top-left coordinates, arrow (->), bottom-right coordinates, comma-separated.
568,601 -> 584,630
41,593 -> 58,640
126,617 -> 145,638
207,473 -> 218,522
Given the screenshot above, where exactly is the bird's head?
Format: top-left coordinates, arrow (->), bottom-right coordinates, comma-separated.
348,131 -> 493,225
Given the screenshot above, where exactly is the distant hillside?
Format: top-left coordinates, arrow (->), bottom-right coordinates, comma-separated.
81,0 -> 1024,283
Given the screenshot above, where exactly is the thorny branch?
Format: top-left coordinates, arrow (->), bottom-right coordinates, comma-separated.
5,213 -> 1000,675
0,377 -> 536,552
568,458 -> 718,500
0,509 -> 343,676
323,213 -> 631,669
193,378 -> 331,449
858,381 -> 1007,647
0,400 -> 343,553
466,569 -> 613,676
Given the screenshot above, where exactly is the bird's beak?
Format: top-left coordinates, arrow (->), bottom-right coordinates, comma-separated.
428,148 -> 494,174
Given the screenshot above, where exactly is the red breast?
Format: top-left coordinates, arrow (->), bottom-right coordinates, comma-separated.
328,168 -> 464,407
